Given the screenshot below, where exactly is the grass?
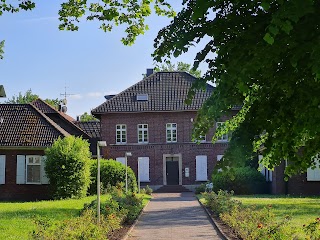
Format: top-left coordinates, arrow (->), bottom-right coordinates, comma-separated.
233,195 -> 320,228
0,194 -> 151,240
198,194 -> 320,228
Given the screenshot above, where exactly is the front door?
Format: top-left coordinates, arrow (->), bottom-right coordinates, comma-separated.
166,157 -> 179,185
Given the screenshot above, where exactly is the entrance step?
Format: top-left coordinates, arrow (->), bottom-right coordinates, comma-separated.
154,185 -> 192,193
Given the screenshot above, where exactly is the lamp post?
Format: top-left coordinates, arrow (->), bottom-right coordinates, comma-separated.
125,152 -> 132,194
137,157 -> 140,193
97,141 -> 107,224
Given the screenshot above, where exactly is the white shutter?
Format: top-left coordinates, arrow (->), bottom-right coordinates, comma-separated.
116,157 -> 126,165
138,157 -> 150,182
16,155 -> 26,184
41,156 -> 49,184
196,155 -> 208,181
307,159 -> 320,181
0,155 -> 5,184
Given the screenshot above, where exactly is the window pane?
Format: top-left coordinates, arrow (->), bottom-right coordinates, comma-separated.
27,165 -> 40,183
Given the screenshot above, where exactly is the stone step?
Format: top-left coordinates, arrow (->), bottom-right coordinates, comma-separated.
154,185 -> 192,193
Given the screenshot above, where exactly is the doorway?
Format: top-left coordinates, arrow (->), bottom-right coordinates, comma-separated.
163,154 -> 182,185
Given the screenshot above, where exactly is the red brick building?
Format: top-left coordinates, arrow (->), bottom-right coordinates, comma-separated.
0,99 -> 95,200
92,71 -> 235,189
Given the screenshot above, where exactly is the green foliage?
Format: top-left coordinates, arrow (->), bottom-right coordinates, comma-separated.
4,89 -> 59,109
303,218 -> 320,240
83,187 -> 143,224
31,209 -> 119,240
45,136 -> 91,199
195,183 -> 207,194
211,167 -> 267,194
88,159 -> 137,195
220,205 -> 293,240
154,61 -> 202,78
79,112 -> 98,122
153,0 -> 320,176
203,190 -> 241,216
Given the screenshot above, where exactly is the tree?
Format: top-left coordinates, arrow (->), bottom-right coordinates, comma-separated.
45,136 -> 91,199
5,89 -> 60,109
154,61 -> 201,78
153,0 -> 320,177
79,112 -> 98,122
0,0 -> 175,57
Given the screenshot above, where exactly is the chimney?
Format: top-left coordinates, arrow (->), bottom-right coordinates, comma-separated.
146,68 -> 154,77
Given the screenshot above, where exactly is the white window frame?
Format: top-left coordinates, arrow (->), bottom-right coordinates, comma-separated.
26,155 -> 42,184
166,123 -> 177,143
307,158 -> 320,181
116,124 -> 127,144
17,155 -> 49,185
216,122 -> 228,142
137,94 -> 148,101
138,124 -> 148,144
258,155 -> 272,182
194,135 -> 206,143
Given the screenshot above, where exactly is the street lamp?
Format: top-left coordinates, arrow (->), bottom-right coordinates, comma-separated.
125,152 -> 132,194
97,141 -> 107,224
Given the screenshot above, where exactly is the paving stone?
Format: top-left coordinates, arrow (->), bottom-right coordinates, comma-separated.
127,192 -> 223,240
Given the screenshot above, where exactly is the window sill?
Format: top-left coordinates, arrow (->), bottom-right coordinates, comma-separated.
196,179 -> 208,182
140,180 -> 151,183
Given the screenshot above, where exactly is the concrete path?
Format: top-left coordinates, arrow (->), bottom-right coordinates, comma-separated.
127,192 -> 223,240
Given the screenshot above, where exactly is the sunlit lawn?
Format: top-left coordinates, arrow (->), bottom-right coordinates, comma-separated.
233,195 -> 320,228
0,194 -> 151,240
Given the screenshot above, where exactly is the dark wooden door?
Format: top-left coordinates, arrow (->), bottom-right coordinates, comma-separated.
166,160 -> 179,185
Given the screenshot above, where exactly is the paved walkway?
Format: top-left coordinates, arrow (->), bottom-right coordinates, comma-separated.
127,192 -> 223,240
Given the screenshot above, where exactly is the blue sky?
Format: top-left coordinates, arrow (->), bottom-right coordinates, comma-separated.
0,1 -> 208,118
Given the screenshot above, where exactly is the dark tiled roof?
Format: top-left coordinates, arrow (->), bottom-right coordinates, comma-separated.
73,121 -> 101,138
32,99 -> 90,138
92,72 -> 214,114
0,104 -> 69,147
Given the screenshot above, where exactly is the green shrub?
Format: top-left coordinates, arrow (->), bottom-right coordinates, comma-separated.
203,190 -> 242,216
31,209 -> 121,240
88,159 -> 137,195
195,183 -> 207,194
211,167 -> 267,194
45,136 -> 91,199
220,205 -> 294,240
83,188 -> 143,224
141,185 -> 153,195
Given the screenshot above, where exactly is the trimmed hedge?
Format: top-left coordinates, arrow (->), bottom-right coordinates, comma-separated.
211,167 -> 267,194
88,159 -> 137,194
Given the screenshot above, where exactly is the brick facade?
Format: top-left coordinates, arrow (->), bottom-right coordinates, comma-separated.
100,111 -> 231,186
0,149 -> 50,201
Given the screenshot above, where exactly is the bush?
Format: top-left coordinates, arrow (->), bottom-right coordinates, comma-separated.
140,185 -> 153,195
211,167 -> 267,194
203,190 -> 242,216
31,209 -> 121,240
88,159 -> 137,195
83,187 -> 143,224
45,136 -> 91,199
195,183 -> 207,194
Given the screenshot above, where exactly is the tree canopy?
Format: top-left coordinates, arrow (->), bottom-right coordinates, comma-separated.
5,89 -> 60,109
2,0 -> 320,177
154,61 -> 201,78
153,0 -> 320,176
79,112 -> 98,122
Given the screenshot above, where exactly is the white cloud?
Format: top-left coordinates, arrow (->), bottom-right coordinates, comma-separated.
86,92 -> 104,98
69,94 -> 83,100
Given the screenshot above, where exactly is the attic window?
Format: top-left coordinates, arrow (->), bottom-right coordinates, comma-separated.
137,94 -> 148,101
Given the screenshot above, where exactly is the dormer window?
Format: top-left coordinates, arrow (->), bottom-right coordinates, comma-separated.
137,94 -> 148,101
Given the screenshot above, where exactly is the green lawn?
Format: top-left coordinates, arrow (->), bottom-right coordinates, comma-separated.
233,195 -> 320,228
0,194 -> 151,240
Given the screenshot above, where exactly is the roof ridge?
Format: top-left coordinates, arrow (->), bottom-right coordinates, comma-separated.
30,104 -> 70,137
32,98 -> 91,138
